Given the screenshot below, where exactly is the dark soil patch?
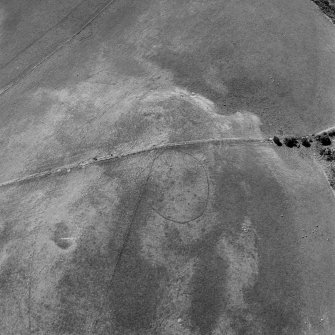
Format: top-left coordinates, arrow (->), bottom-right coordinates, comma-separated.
311,0 -> 335,23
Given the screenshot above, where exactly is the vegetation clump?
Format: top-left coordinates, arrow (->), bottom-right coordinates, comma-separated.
320,147 -> 335,161
283,137 -> 299,148
301,137 -> 311,147
273,136 -> 282,146
312,0 -> 335,23
316,134 -> 332,146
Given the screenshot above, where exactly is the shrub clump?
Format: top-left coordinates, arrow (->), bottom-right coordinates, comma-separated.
301,137 -> 311,147
320,147 -> 335,161
273,136 -> 282,146
283,137 -> 299,148
316,134 -> 332,146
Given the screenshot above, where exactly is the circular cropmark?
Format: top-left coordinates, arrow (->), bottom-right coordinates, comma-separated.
146,150 -> 209,224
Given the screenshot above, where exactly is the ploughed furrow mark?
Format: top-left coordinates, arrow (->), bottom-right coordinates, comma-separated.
109,152 -> 159,293
311,0 -> 335,23
0,0 -> 87,72
0,0 -> 118,98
